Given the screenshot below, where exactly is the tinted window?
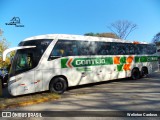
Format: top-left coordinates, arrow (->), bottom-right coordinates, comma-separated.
49,40 -> 99,60
136,44 -> 147,55
117,43 -> 127,55
77,41 -> 90,55
48,39 -> 156,60
97,42 -> 111,55
78,41 -> 98,55
146,44 -> 156,54
136,44 -> 142,55
110,43 -> 118,55
128,43 -> 136,55
48,40 -> 78,60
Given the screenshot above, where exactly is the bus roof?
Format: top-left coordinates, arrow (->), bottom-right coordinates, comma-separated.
23,34 -> 148,44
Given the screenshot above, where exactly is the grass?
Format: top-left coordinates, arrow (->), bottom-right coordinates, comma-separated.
0,92 -> 60,110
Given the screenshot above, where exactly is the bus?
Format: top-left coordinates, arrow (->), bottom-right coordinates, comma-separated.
3,34 -> 159,96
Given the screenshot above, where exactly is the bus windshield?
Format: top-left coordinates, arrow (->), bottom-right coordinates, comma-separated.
10,39 -> 53,77
15,49 -> 34,73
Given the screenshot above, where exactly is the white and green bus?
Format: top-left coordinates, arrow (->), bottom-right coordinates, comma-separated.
3,34 -> 159,96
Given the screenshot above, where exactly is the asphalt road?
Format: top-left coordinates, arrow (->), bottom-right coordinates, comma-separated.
1,72 -> 160,120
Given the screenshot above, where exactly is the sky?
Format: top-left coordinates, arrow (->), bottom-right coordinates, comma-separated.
0,0 -> 160,47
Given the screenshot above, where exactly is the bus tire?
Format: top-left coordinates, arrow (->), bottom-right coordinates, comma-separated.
49,77 -> 67,94
141,67 -> 148,77
131,68 -> 140,80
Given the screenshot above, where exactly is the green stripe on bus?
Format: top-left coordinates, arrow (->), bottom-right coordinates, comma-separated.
61,58 -> 69,68
135,56 -> 158,63
61,57 -> 113,68
61,56 -> 158,68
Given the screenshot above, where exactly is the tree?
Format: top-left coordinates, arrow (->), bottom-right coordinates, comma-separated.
84,32 -> 97,36
0,28 -> 11,68
107,20 -> 137,39
152,32 -> 160,46
84,32 -> 119,39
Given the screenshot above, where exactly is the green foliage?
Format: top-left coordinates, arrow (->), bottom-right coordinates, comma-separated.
84,32 -> 97,36
0,28 -> 11,68
84,32 -> 119,39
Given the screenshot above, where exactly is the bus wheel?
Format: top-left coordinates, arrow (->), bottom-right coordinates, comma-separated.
141,67 -> 148,77
49,77 -> 67,94
131,68 -> 140,80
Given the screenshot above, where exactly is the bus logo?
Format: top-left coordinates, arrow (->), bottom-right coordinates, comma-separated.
61,57 -> 113,69
61,56 -> 134,71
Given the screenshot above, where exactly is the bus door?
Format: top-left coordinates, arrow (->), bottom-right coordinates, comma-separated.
14,50 -> 36,95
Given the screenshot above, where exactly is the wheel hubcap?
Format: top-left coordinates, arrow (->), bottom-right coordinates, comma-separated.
54,81 -> 63,91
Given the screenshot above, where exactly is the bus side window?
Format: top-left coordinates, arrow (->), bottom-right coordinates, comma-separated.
89,42 -> 98,55
104,42 -> 111,55
65,41 -> 78,56
117,43 -> 126,55
137,45 -> 143,55
48,41 -> 64,60
110,43 -> 118,55
143,45 -> 147,54
48,40 -> 79,60
77,41 -> 90,56
147,44 -> 156,54
147,45 -> 151,54
97,42 -> 105,55
134,44 -> 140,54
128,44 -> 135,55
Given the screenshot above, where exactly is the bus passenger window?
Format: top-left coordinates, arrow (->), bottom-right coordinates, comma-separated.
48,41 -> 65,60
117,43 -> 126,55
128,44 -> 135,55
147,45 -> 156,54
78,41 -> 90,56
89,42 -> 98,55
66,42 -> 78,56
48,40 -> 79,60
137,45 -> 143,54
142,45 -> 147,54
134,44 -> 140,54
110,43 -> 118,55
97,42 -> 111,55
